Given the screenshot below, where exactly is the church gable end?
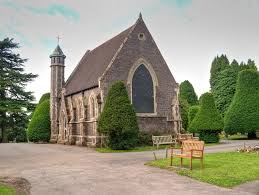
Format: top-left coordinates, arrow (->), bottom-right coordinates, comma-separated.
99,15 -> 179,133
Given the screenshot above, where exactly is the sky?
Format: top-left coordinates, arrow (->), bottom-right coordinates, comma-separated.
1,0 -> 259,101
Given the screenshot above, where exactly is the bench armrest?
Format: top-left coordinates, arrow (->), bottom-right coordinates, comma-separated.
190,149 -> 204,157
190,149 -> 204,152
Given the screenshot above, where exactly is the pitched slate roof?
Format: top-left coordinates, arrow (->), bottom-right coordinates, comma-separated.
65,25 -> 134,95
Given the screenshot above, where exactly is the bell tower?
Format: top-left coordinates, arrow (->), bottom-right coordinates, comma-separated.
49,44 -> 66,143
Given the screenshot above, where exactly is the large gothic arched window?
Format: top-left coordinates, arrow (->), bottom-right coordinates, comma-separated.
132,64 -> 154,113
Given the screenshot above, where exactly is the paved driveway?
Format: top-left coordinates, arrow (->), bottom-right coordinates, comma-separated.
0,140 -> 258,195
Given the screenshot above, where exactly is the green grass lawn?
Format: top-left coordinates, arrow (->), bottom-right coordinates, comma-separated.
96,143 -> 218,153
146,152 -> 259,187
220,133 -> 259,140
0,184 -> 16,195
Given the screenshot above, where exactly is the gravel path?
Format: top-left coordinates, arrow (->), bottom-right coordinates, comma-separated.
0,140 -> 258,195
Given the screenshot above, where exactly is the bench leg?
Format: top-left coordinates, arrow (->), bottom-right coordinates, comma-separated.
180,158 -> 183,168
200,158 -> 203,169
190,157 -> 193,170
170,150 -> 173,166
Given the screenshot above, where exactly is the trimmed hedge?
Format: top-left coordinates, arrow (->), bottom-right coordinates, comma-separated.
27,99 -> 50,142
97,81 -> 139,149
38,93 -> 50,104
188,93 -> 224,143
187,105 -> 200,130
224,69 -> 259,138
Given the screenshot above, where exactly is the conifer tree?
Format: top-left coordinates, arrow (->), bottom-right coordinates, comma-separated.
188,93 -> 223,143
28,99 -> 50,142
38,93 -> 50,104
224,70 -> 259,139
179,80 -> 198,106
210,54 -> 230,92
210,55 -> 257,116
0,38 -> 37,142
188,105 -> 200,128
97,81 -> 139,149
179,98 -> 189,130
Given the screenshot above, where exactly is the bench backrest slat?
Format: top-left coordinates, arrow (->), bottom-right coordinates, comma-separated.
182,140 -> 204,157
152,135 -> 173,144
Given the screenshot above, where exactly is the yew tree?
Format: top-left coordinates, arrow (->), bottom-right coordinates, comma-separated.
224,69 -> 259,139
188,93 -> 224,143
97,81 -> 139,149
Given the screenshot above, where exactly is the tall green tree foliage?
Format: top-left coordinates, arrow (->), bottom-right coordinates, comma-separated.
210,55 -> 257,116
188,105 -> 200,128
188,93 -> 224,143
38,93 -> 50,104
179,80 -> 198,106
0,38 -> 37,142
28,99 -> 50,142
179,98 -> 189,130
210,54 -> 230,115
210,54 -> 230,91
98,81 -> 139,149
224,70 -> 259,139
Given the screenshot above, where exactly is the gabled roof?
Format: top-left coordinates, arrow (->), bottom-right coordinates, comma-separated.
65,23 -> 135,95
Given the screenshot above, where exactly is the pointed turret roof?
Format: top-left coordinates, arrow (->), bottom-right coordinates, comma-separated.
50,45 -> 66,58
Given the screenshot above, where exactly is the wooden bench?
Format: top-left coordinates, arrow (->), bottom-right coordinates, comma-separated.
170,140 -> 204,170
176,133 -> 199,144
152,135 -> 176,149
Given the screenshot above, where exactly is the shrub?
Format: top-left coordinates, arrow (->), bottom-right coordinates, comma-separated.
137,132 -> 152,146
38,93 -> 50,104
188,93 -> 224,143
7,128 -> 27,142
187,105 -> 200,130
27,99 -> 50,142
224,70 -> 259,139
97,81 -> 139,149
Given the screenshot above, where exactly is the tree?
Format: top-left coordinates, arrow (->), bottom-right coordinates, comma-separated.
213,65 -> 237,116
210,56 -> 257,116
6,112 -> 28,142
27,99 -> 50,142
179,80 -> 198,106
188,105 -> 200,128
224,69 -> 259,139
210,54 -> 230,91
97,81 -> 139,149
29,92 -> 50,120
0,38 -> 37,142
38,93 -> 50,104
179,98 -> 189,130
188,93 -> 224,143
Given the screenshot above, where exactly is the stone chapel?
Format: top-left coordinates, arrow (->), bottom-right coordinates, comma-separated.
50,14 -> 182,147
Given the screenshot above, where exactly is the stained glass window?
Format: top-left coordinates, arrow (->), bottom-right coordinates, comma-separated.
132,64 -> 154,113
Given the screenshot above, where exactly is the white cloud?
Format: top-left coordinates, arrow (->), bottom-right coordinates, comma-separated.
1,0 -> 259,101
